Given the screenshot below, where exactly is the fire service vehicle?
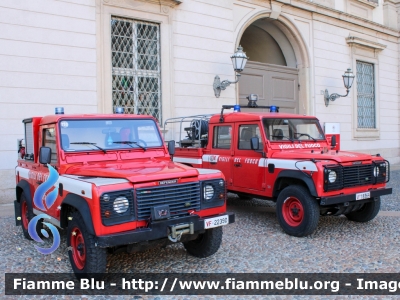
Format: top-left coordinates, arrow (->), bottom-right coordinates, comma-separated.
14,107 -> 234,277
164,96 -> 392,237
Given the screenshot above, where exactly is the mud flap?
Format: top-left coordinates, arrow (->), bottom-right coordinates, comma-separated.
14,200 -> 21,226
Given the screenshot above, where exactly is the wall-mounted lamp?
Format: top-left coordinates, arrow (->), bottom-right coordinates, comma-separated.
213,46 -> 249,98
324,68 -> 355,107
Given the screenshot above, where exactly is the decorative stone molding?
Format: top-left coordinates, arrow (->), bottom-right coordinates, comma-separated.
353,0 -> 378,8
270,2 -> 283,19
104,0 -> 182,7
346,35 -> 387,51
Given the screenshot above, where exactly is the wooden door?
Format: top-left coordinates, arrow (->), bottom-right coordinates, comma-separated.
239,61 -> 299,114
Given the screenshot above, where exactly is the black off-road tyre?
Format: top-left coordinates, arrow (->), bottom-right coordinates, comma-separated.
183,227 -> 223,258
276,185 -> 320,237
345,197 -> 381,222
20,193 -> 43,240
67,211 -> 107,278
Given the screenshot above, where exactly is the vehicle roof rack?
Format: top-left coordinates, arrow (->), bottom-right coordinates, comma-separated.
219,104 -> 280,123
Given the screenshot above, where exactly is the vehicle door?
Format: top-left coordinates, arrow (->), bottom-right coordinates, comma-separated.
32,125 -> 61,217
202,124 -> 234,186
232,123 -> 265,191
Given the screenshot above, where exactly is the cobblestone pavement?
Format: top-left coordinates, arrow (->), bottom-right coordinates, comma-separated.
1,171 -> 400,300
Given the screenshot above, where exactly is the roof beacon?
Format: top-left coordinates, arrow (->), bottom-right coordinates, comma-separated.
55,107 -> 64,115
115,107 -> 124,114
247,94 -> 258,107
233,105 -> 241,112
270,106 -> 278,113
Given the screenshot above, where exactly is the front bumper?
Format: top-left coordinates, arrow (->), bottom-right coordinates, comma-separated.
95,213 -> 235,247
320,188 -> 392,206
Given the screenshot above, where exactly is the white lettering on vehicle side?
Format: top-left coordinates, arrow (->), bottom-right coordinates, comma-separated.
244,158 -> 259,164
278,143 -> 321,149
218,157 -> 230,162
202,155 -> 220,163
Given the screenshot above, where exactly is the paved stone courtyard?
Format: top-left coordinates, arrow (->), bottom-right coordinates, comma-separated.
1,171 -> 400,299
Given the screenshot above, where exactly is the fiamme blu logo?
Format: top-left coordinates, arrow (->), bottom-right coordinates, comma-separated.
28,164 -> 61,254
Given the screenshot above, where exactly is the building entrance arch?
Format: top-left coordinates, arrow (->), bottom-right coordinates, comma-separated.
236,15 -> 310,115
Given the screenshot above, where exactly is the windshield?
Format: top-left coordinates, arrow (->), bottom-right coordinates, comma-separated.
59,119 -> 163,152
263,118 -> 325,142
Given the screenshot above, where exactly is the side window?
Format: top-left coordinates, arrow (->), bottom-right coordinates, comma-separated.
212,126 -> 231,149
238,124 -> 261,150
43,128 -> 57,164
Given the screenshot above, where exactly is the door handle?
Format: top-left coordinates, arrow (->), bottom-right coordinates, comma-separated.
234,163 -> 242,167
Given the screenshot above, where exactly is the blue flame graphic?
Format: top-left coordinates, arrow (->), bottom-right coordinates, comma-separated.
28,164 -> 61,255
33,164 -> 59,210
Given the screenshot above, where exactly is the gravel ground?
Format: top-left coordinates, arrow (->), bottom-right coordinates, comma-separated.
379,169 -> 400,211
1,172 -> 399,300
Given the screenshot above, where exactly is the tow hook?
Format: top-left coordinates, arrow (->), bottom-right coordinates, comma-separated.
168,223 -> 194,242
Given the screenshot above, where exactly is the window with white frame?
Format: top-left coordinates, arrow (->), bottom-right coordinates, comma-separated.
111,17 -> 162,122
356,61 -> 375,129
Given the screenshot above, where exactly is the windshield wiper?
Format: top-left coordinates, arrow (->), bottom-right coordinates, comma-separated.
294,133 -> 317,142
70,142 -> 107,153
271,135 -> 294,142
113,141 -> 147,151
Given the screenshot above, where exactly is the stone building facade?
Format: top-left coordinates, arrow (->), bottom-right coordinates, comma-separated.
0,0 -> 399,202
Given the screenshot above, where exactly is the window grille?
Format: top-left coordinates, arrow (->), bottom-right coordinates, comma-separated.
111,17 -> 162,123
356,61 -> 375,128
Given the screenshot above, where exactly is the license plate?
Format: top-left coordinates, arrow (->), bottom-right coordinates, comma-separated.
204,215 -> 229,229
356,192 -> 370,200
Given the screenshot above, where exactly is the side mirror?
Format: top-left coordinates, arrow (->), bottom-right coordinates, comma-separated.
39,147 -> 52,164
331,135 -> 337,147
168,140 -> 175,156
250,137 -> 259,150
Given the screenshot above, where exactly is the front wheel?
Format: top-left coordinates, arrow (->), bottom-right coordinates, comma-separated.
67,211 -> 107,278
276,185 -> 320,237
183,227 -> 222,258
20,193 -> 42,240
345,197 -> 380,222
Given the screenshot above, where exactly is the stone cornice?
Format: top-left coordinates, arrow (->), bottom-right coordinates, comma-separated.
346,35 -> 387,50
274,0 -> 399,37
104,0 -> 182,7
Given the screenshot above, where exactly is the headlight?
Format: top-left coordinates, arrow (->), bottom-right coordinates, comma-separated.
204,184 -> 215,201
373,166 -> 379,177
113,196 -> 129,213
328,170 -> 337,183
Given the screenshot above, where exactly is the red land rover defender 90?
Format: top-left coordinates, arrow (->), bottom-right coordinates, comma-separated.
14,108 -> 234,277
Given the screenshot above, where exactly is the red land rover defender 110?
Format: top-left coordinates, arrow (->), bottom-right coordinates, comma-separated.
164,99 -> 392,237
14,108 -> 234,277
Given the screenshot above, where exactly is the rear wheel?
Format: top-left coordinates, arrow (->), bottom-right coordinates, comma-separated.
183,227 -> 222,258
276,185 -> 320,237
67,211 -> 107,278
345,197 -> 380,222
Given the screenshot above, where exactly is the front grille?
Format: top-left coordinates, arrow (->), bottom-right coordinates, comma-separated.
324,161 -> 390,192
343,164 -> 372,188
136,182 -> 201,220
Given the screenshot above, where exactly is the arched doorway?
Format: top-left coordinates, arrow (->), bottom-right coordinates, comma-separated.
239,18 -> 300,114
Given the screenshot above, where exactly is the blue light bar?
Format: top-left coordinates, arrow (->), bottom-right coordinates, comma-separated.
115,107 -> 124,114
55,107 -> 64,114
270,106 -> 278,113
233,105 -> 241,112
